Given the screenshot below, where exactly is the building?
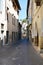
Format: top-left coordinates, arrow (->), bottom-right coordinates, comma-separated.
27,0 -> 43,51
0,0 -> 21,45
32,0 -> 43,51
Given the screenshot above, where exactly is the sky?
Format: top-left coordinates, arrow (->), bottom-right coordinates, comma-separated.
19,0 -> 27,20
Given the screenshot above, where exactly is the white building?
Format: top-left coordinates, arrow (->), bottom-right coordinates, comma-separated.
0,0 -> 21,45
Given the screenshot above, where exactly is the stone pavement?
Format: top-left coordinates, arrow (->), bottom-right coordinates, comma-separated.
0,39 -> 43,65
32,43 -> 43,58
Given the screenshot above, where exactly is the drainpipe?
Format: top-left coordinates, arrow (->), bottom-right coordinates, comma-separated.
26,17 -> 29,40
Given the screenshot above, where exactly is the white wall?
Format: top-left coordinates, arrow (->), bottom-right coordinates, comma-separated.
0,0 -> 19,45
0,0 -> 7,40
32,0 -> 43,38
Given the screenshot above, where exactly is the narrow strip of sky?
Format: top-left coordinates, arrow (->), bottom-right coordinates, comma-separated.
19,0 -> 27,20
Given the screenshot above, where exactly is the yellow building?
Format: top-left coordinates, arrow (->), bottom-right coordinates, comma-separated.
27,0 -> 43,51
32,0 -> 43,51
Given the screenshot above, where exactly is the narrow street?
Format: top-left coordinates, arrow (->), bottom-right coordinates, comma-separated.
0,39 -> 43,65
0,0 -> 43,65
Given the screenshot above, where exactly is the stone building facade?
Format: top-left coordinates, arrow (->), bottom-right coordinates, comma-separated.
27,0 -> 43,51
0,0 -> 21,45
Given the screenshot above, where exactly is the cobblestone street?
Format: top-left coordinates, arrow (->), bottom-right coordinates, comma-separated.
0,0 -> 43,65
0,39 -> 43,65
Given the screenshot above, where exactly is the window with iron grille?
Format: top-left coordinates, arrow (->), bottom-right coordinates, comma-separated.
7,13 -> 9,22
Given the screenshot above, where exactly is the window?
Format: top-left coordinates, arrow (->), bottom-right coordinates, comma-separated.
7,7 -> 9,11
1,24 -> 4,29
36,2 -> 41,6
17,10 -> 19,15
7,13 -> 8,20
12,16 -> 16,25
6,31 -> 9,43
37,16 -> 39,18
1,30 -> 4,34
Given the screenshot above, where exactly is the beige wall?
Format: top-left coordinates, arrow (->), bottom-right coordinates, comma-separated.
7,12 -> 18,34
32,0 -> 43,37
32,0 -> 43,49
7,12 -> 19,42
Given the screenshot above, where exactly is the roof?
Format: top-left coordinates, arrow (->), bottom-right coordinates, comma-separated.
15,0 -> 21,10
12,0 -> 21,10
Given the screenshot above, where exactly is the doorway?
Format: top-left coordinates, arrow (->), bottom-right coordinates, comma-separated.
6,31 -> 9,44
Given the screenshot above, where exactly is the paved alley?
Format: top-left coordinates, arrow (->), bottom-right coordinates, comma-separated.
0,39 -> 43,65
